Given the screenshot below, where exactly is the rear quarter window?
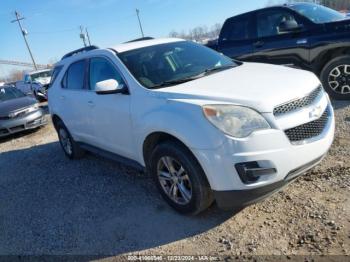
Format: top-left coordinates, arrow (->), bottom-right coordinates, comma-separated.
49,65 -> 63,88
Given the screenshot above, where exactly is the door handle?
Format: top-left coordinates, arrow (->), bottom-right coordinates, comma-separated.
60,96 -> 65,100
297,39 -> 308,45
253,41 -> 264,48
87,101 -> 95,107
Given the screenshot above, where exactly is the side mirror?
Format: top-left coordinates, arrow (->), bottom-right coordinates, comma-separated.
95,79 -> 128,95
279,20 -> 302,33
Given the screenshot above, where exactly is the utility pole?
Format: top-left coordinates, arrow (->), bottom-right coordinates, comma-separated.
80,25 -> 87,47
11,11 -> 38,70
85,28 -> 92,46
136,9 -> 144,38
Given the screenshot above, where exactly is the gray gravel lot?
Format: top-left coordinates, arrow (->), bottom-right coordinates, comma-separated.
0,101 -> 349,258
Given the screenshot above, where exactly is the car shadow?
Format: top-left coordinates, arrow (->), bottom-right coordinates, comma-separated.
0,128 -> 42,144
0,142 -> 240,256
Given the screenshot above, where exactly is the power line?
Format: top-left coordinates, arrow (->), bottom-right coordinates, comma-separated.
0,59 -> 48,69
11,11 -> 38,70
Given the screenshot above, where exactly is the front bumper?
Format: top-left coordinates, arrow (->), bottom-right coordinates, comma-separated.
192,102 -> 335,209
0,109 -> 47,137
213,154 -> 324,209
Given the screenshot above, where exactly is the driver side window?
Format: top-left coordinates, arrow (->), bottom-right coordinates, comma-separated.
89,57 -> 125,90
257,9 -> 301,38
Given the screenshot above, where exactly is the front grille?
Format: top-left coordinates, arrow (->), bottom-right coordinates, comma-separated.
9,125 -> 25,132
274,86 -> 323,116
285,108 -> 330,143
0,129 -> 9,135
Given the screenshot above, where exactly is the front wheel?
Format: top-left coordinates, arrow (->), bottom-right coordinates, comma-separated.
149,141 -> 213,215
321,55 -> 350,100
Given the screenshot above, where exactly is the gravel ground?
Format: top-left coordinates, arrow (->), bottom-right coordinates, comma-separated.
0,101 -> 349,259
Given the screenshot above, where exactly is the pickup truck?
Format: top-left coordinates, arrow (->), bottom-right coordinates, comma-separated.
208,3 -> 350,100
15,69 -> 52,102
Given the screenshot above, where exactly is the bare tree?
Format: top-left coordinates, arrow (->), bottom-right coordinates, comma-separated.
169,23 -> 222,43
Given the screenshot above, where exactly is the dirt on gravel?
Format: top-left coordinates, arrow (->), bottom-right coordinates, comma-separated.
0,102 -> 349,260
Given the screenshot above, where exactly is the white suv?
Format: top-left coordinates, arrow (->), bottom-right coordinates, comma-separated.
49,38 -> 335,215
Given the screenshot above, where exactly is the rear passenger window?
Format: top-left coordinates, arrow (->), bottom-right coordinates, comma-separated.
63,60 -> 86,90
220,16 -> 252,41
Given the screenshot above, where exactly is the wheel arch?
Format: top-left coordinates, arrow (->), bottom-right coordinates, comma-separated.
315,47 -> 350,75
51,114 -> 63,130
142,131 -> 193,169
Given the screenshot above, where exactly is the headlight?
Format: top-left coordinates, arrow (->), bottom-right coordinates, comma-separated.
27,103 -> 39,113
203,105 -> 270,138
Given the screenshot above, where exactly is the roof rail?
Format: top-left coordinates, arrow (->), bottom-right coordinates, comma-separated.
61,45 -> 99,60
125,37 -> 154,43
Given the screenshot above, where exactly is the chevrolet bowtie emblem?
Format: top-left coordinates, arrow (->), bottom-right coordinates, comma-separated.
309,105 -> 323,119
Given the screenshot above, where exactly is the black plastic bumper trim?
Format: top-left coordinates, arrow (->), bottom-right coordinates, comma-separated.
214,155 -> 326,210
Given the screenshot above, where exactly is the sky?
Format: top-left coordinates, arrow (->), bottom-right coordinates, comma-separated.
0,0 -> 281,77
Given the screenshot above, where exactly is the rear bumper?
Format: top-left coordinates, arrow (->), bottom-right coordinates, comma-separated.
213,154 -> 324,209
0,109 -> 47,137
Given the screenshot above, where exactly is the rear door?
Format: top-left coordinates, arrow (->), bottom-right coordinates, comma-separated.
250,7 -> 311,68
58,59 -> 96,143
218,13 -> 255,60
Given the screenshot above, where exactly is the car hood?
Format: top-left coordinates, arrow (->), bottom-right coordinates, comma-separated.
154,62 -> 321,113
324,18 -> 350,29
0,96 -> 37,117
34,77 -> 51,85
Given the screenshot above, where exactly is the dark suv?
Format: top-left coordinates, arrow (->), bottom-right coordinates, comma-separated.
209,3 -> 350,100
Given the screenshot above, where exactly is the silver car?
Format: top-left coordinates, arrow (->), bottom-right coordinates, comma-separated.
0,86 -> 47,138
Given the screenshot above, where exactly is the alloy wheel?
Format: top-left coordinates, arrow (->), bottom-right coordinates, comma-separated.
59,128 -> 72,155
157,156 -> 193,205
328,64 -> 350,95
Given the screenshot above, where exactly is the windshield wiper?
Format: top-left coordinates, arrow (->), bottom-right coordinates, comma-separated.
204,64 -> 236,74
151,74 -> 205,88
150,64 -> 236,89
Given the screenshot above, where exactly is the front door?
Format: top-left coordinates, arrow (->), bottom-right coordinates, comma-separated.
250,8 -> 311,69
87,56 -> 133,158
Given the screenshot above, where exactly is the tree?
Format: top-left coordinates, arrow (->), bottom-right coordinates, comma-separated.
169,23 -> 222,43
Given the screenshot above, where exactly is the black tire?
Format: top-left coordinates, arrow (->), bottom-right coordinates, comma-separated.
320,55 -> 350,100
56,120 -> 85,159
149,141 -> 214,215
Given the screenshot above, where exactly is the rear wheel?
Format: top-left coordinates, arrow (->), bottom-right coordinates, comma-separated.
321,55 -> 350,100
149,141 -> 213,215
56,121 -> 85,159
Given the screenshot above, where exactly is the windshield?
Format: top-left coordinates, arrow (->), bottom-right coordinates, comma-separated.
30,70 -> 52,82
290,3 -> 345,24
118,41 -> 236,89
0,87 -> 26,102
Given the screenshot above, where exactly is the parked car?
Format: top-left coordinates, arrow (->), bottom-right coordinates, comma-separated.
208,3 -> 350,100
49,38 -> 334,215
0,85 -> 47,138
16,69 -> 52,101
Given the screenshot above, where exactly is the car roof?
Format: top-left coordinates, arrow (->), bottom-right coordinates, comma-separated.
225,3 -> 310,20
26,69 -> 52,75
110,38 -> 185,53
56,38 -> 186,66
